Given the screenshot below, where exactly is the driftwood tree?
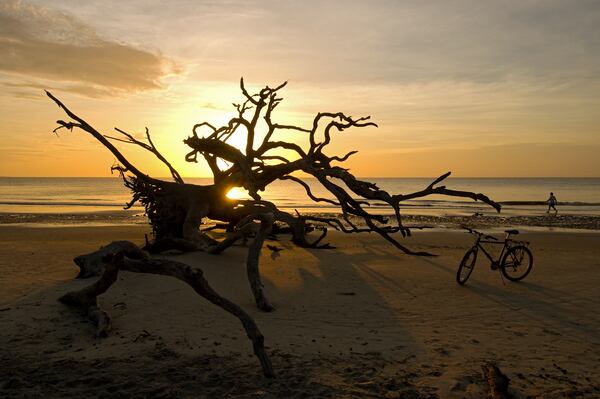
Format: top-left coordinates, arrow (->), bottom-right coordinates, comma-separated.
48,80 -> 500,376
47,79 -> 499,253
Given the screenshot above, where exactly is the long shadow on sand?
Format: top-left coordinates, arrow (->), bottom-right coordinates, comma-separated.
419,255 -> 600,345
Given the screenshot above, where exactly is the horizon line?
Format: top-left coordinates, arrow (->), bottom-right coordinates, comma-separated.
1,176 -> 599,179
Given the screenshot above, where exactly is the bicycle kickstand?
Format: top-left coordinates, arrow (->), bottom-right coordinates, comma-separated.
498,267 -> 506,285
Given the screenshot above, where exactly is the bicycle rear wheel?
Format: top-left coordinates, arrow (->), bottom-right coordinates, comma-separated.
501,245 -> 533,281
457,248 -> 477,285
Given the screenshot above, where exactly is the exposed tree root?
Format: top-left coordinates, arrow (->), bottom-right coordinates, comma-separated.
59,243 -> 274,377
73,240 -> 146,278
244,213 -> 275,311
142,211 -> 276,311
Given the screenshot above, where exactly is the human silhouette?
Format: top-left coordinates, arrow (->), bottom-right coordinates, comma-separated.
546,192 -> 558,214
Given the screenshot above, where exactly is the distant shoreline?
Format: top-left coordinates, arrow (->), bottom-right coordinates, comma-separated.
2,200 -> 600,207
1,210 -> 599,231
2,177 -> 599,221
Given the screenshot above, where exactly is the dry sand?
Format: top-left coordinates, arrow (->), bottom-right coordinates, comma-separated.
1,225 -> 599,398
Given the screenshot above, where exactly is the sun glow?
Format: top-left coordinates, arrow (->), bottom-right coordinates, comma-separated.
226,186 -> 250,200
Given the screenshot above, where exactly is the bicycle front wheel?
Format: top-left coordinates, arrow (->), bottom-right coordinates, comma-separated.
457,248 -> 477,285
501,245 -> 533,281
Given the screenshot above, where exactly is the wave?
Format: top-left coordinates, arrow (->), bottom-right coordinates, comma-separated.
2,199 -> 599,209
499,201 -> 600,206
0,201 -> 139,208
365,200 -> 600,207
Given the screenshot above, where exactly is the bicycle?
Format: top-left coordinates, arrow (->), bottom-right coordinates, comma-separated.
456,226 -> 533,285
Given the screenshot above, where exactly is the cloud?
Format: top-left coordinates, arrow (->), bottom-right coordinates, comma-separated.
0,0 -> 179,97
13,0 -> 598,89
2,80 -> 115,98
168,0 -> 600,86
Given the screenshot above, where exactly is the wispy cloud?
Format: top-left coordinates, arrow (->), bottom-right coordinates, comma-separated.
74,0 -> 597,86
0,0 -> 180,97
2,80 -> 115,98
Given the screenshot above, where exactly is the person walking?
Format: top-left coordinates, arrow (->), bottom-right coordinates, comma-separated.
547,192 -> 558,214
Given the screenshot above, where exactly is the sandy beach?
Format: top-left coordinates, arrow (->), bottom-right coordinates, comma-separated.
1,224 -> 599,398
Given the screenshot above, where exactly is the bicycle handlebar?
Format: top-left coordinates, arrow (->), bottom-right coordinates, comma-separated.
461,225 -> 498,241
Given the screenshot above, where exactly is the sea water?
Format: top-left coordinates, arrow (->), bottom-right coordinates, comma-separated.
1,177 -> 599,218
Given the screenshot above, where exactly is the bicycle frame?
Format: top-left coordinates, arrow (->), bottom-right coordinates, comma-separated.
470,234 -> 512,266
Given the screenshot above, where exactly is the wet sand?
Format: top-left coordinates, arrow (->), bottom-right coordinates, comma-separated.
2,209 -> 600,230
1,225 -> 599,398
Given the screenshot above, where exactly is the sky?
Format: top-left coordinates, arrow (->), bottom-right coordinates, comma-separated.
1,0 -> 599,177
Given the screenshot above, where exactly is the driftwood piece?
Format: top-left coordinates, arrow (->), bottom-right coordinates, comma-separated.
244,213 -> 275,312
59,263 -> 118,337
481,362 -> 512,399
142,212 -> 276,311
73,240 -> 145,278
59,243 -> 274,377
204,212 -> 275,311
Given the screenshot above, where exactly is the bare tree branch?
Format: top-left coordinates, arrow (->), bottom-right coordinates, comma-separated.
279,176 -> 339,206
105,127 -> 184,184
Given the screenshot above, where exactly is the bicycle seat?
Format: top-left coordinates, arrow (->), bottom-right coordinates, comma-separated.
505,229 -> 519,235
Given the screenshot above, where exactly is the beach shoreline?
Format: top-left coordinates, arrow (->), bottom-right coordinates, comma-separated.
2,208 -> 600,231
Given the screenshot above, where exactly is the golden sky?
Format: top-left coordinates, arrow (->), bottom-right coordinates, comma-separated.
1,0 -> 599,177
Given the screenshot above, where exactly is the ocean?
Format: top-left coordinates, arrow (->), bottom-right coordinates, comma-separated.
1,177 -> 599,219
